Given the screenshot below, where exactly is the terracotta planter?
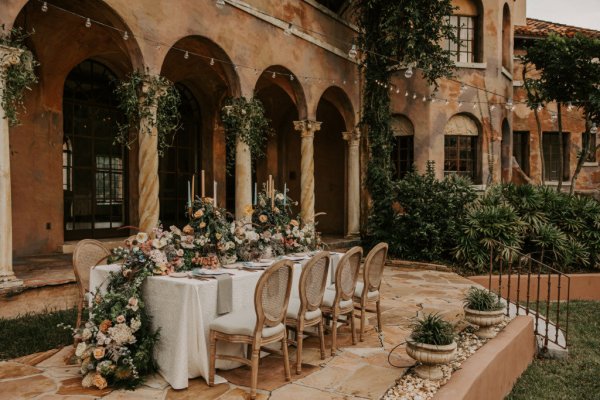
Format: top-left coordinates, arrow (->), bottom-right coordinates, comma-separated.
406,339 -> 457,380
464,307 -> 505,338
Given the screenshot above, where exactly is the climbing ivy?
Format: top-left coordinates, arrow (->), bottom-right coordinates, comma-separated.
0,25 -> 39,126
114,71 -> 181,156
355,0 -> 457,240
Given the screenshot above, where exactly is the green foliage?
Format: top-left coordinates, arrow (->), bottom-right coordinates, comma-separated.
464,287 -> 504,311
114,71 -> 181,156
0,308 -> 77,360
454,184 -> 600,274
355,1 -> 457,240
221,97 -> 273,174
0,25 -> 39,126
410,313 -> 455,346
374,162 -> 476,262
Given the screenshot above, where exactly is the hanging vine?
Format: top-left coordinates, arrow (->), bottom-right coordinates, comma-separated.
355,0 -> 457,239
114,71 -> 181,156
221,96 -> 273,174
0,25 -> 39,126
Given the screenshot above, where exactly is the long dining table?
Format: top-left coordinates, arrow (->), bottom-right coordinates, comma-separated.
89,253 -> 342,389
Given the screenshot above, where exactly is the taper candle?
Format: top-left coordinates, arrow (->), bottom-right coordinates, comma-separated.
213,181 -> 217,207
201,170 -> 205,198
191,174 -> 195,204
283,183 -> 287,207
187,180 -> 191,208
254,182 -> 257,205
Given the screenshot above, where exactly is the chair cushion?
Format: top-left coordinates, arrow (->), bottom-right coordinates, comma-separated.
286,297 -> 322,321
210,310 -> 285,338
322,288 -> 353,309
354,282 -> 380,300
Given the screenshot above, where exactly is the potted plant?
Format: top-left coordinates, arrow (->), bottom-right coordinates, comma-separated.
405,313 -> 457,380
463,287 -> 506,338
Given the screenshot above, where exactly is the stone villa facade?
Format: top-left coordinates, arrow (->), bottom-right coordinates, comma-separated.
0,0 -> 598,289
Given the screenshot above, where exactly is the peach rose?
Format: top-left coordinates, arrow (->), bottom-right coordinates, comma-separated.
93,373 -> 108,390
193,209 -> 204,218
93,347 -> 106,360
116,315 -> 126,324
199,222 -> 206,229
182,225 -> 194,234
290,219 -> 299,227
259,214 -> 268,223
99,320 -> 112,333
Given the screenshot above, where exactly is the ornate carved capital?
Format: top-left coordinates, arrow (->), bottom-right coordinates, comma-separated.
0,45 -> 23,71
342,127 -> 361,144
293,120 -> 322,138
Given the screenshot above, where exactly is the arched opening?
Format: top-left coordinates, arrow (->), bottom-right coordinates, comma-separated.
443,113 -> 481,183
160,36 -> 239,217
254,66 -> 307,216
448,0 -> 484,63
502,3 -> 512,70
501,118 -> 512,183
63,60 -> 127,239
391,114 -> 415,179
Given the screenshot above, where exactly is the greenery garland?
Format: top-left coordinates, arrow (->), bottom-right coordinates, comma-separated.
355,0 -> 456,241
221,97 -> 273,174
0,26 -> 39,126
114,71 -> 181,156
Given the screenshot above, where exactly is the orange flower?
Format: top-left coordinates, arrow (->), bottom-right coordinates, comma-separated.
93,347 -> 106,360
99,320 -> 112,333
182,225 -> 194,234
93,373 -> 108,390
259,214 -> 268,223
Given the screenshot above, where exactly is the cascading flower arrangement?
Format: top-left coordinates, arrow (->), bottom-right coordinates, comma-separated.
185,197 -> 237,266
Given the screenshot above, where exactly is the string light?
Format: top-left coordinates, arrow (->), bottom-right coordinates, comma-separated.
216,0 -> 226,8
348,44 -> 358,59
458,101 -> 464,108
422,96 -> 427,102
343,80 -> 347,85
567,102 -> 574,112
405,91 -> 409,97
395,88 -> 400,94
210,58 -> 215,66
591,123 -> 598,134
272,72 -> 276,79
41,1 -> 48,12
85,18 -> 91,28
473,103 -> 478,110
460,84 -> 466,94
537,104 -> 543,112
445,99 -> 450,106
412,93 -> 417,100
283,23 -> 293,36
505,99 -> 513,110
490,104 -> 496,111
184,51 -> 189,59
290,74 -> 294,81
404,65 -> 413,79
123,31 -> 129,40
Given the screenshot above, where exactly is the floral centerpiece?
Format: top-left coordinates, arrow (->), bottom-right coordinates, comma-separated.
185,197 -> 237,266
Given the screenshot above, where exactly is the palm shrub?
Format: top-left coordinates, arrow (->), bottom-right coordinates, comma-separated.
410,313 -> 455,346
464,287 -> 504,311
380,162 -> 476,262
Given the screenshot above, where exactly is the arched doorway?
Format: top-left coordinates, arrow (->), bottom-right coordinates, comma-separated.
63,60 -> 127,240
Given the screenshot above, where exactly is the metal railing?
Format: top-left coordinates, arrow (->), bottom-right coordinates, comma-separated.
488,244 -> 570,350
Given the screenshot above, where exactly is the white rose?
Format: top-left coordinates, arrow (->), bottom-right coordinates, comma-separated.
81,328 -> 92,341
75,342 -> 87,357
136,232 -> 148,243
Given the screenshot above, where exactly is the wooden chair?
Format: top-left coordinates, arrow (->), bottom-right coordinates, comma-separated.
285,251 -> 330,374
354,242 -> 388,341
208,260 -> 294,399
72,239 -> 110,329
321,246 -> 363,356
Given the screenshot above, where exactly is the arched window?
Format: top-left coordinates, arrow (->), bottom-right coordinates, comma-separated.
63,60 -> 127,239
444,114 -> 480,182
502,3 -> 512,70
446,0 -> 483,63
391,115 -> 414,178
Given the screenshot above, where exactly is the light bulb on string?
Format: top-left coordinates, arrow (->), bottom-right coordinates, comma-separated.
550,112 -> 557,123
85,18 -> 91,28
405,91 -> 409,97
283,23 -> 293,36
216,0 -> 226,8
41,2 -> 48,12
210,58 -> 215,66
490,104 -> 496,111
445,99 -> 450,106
404,65 -> 413,79
458,101 -> 463,108
271,72 -> 276,79
389,86 -> 394,92
472,103 -> 478,110
290,74 -> 294,81
123,31 -> 129,40
505,99 -> 513,110
412,93 -> 417,100
184,51 -> 189,59
537,104 -> 543,112
460,84 -> 466,94
234,65 -> 238,71
348,44 -> 358,59
343,80 -> 347,85
591,123 -> 598,135
567,102 -> 574,112
396,88 -> 400,94
422,96 -> 427,102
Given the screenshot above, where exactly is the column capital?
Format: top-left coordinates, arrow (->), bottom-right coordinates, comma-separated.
293,120 -> 322,138
0,45 -> 23,71
343,127 -> 361,144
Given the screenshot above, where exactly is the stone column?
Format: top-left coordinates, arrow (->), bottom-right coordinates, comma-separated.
343,128 -> 361,237
0,45 -> 23,289
235,138 -> 252,220
137,79 -> 166,233
293,120 -> 321,225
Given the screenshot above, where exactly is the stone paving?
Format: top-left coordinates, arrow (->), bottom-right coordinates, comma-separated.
0,266 -> 478,399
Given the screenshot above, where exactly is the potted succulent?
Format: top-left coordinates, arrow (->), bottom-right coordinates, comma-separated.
405,313 -> 457,380
463,287 -> 506,338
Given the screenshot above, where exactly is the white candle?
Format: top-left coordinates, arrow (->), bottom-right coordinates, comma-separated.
187,180 -> 191,207
213,181 -> 217,207
201,170 -> 205,198
254,182 -> 257,205
283,183 -> 287,207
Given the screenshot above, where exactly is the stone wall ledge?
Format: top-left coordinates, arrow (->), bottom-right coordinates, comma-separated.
434,316 -> 535,400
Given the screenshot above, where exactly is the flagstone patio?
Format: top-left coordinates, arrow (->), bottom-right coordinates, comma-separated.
0,266 -> 477,399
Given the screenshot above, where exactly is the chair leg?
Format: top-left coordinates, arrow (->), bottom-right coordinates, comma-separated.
250,348 -> 260,399
318,319 -> 326,360
281,331 -> 291,381
350,310 -> 357,345
208,331 -> 217,387
376,300 -> 383,332
331,311 -> 338,356
296,321 -> 304,374
74,298 -> 83,347
359,304 -> 366,342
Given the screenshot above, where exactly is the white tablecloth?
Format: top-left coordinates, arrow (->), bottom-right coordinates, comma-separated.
89,253 -> 340,389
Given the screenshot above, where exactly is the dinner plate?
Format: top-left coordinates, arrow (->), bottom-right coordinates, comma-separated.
168,272 -> 188,278
191,268 -> 229,276
243,261 -> 272,267
284,255 -> 306,261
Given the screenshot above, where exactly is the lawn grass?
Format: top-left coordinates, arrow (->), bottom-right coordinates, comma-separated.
0,307 -> 77,360
507,301 -> 600,400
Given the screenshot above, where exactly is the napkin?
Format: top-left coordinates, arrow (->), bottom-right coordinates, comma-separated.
215,274 -> 232,315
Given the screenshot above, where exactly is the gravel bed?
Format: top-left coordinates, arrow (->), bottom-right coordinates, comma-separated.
382,317 -> 512,400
